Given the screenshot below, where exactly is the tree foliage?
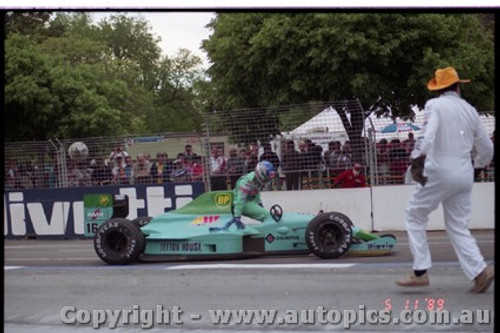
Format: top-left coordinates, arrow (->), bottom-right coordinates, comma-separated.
202,13 -> 495,144
147,48 -> 204,133
4,11 -> 205,142
5,11 -> 494,147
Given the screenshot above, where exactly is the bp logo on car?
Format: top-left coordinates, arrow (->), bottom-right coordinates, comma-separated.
214,193 -> 232,209
99,195 -> 110,206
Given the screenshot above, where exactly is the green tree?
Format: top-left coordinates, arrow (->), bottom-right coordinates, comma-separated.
4,33 -> 144,140
5,11 -> 52,39
97,14 -> 162,91
202,13 -> 494,151
5,12 -> 211,141
148,49 -> 205,133
4,13 -> 153,141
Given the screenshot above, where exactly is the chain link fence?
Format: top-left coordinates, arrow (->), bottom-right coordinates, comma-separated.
5,101 -> 495,191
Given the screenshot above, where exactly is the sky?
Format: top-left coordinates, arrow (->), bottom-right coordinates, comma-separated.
90,12 -> 216,68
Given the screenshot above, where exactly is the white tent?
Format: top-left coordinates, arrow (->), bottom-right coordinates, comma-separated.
283,106 -> 495,149
282,106 -> 349,151
290,106 -> 347,134
363,113 -> 421,142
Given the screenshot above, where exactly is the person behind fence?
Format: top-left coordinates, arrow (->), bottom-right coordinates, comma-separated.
314,143 -> 325,171
281,139 -> 301,191
210,145 -> 227,190
18,161 -> 36,189
67,160 -> 81,187
301,139 -> 322,171
132,153 -> 151,184
91,156 -> 112,186
111,156 -> 124,177
150,151 -> 172,184
7,158 -> 21,189
259,143 -> 280,170
111,166 -> 130,184
336,141 -> 352,171
44,152 -> 59,188
109,144 -> 128,168
395,66 -> 494,293
331,163 -> 366,188
243,149 -> 258,175
404,132 -> 416,156
388,139 -> 409,184
190,155 -> 204,181
249,141 -> 260,159
144,152 -> 152,165
68,160 -> 91,187
327,141 -> 343,180
124,156 -> 134,181
211,161 -> 276,232
184,144 -> 198,158
226,148 -> 245,188
323,141 -> 338,170
170,158 -> 191,182
376,138 -> 391,184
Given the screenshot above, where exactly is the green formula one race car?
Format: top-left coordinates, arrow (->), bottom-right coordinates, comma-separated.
89,191 -> 396,265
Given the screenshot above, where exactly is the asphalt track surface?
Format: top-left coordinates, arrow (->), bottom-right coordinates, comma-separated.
4,230 -> 495,332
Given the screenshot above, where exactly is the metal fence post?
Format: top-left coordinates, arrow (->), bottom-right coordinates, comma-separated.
54,139 -> 68,188
202,120 -> 212,192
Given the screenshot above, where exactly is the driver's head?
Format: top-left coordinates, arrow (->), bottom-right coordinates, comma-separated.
255,160 -> 275,185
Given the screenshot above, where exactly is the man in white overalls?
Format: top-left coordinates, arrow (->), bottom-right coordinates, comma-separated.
396,67 -> 494,293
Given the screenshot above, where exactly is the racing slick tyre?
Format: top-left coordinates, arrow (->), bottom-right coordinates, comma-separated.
306,212 -> 353,259
132,216 -> 152,228
94,218 -> 145,265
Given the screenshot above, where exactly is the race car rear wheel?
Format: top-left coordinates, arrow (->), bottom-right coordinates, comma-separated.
306,212 -> 353,259
94,218 -> 145,265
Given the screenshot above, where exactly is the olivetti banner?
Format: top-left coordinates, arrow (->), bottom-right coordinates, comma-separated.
4,182 -> 205,239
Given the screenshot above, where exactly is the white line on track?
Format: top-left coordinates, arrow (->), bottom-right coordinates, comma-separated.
166,263 -> 356,270
397,240 -> 495,245
4,258 -> 94,261
4,266 -> 23,270
5,245 -> 92,249
55,249 -> 96,252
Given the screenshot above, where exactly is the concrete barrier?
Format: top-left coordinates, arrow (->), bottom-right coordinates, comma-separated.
4,182 -> 493,239
262,182 -> 494,231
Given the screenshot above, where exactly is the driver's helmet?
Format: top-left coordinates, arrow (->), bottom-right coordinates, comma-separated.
255,160 -> 275,185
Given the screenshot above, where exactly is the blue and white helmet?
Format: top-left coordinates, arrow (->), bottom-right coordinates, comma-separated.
255,160 -> 275,185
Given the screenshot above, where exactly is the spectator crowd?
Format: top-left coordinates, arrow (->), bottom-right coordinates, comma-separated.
5,133 -> 495,191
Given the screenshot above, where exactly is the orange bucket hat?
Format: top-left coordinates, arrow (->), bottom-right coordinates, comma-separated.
427,66 -> 470,91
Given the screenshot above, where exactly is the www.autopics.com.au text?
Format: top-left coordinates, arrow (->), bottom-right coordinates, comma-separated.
60,305 -> 491,329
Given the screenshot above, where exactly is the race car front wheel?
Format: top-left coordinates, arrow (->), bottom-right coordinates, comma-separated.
94,218 -> 145,265
306,212 -> 353,259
